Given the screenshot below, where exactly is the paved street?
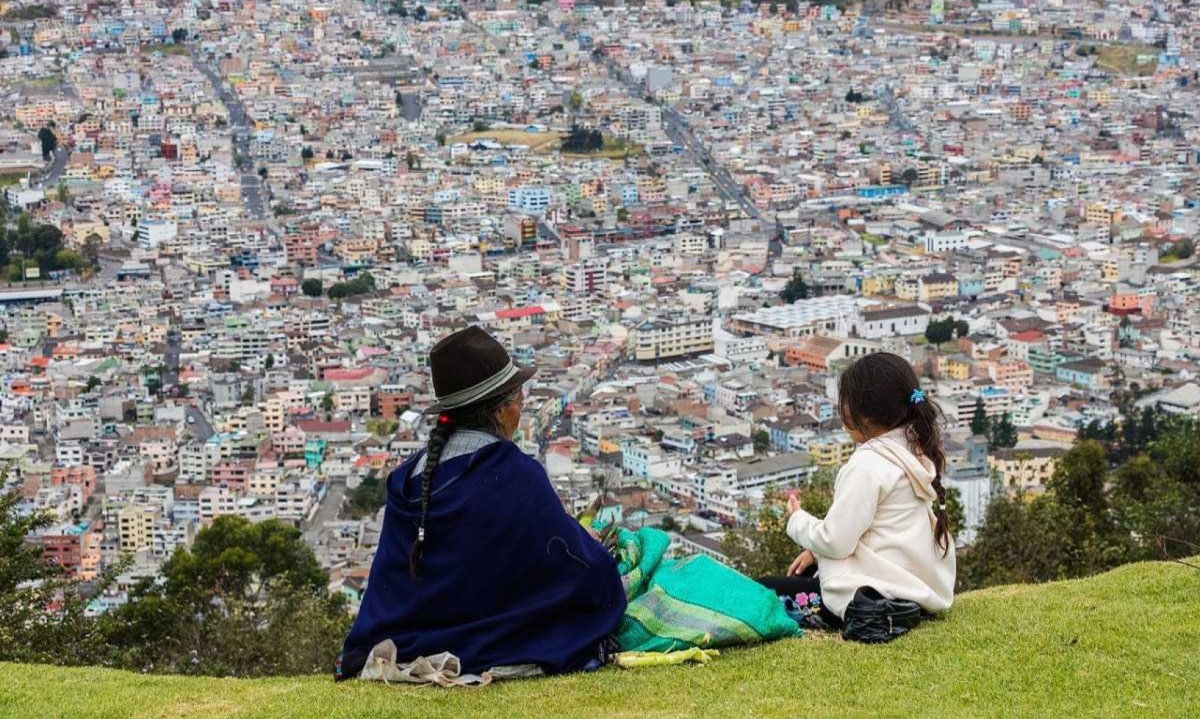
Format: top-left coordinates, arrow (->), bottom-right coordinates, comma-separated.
190,48 -> 268,221
303,478 -> 347,543
598,57 -> 761,220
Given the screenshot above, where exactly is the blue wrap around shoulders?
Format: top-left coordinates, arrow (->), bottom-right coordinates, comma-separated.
338,439 -> 626,677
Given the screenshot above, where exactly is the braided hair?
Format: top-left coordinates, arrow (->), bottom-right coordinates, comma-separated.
407,391 -> 517,579
837,352 -> 952,556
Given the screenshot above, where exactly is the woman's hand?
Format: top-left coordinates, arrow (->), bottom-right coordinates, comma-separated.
786,493 -> 802,517
587,525 -> 620,553
787,549 -> 815,577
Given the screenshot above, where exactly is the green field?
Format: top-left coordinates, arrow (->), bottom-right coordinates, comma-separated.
1,559 -> 1197,719
1097,44 -> 1160,76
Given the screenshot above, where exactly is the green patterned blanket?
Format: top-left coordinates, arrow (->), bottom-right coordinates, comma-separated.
612,527 -> 803,653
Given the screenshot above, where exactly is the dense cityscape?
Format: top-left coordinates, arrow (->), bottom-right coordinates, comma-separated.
1,0 -> 1198,631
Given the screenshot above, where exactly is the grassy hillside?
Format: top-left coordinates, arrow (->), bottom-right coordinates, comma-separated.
3,560 -> 1197,719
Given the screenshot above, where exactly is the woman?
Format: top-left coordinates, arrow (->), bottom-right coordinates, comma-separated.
336,326 -> 626,681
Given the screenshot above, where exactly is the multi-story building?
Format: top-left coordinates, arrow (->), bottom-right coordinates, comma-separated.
631,315 -> 713,361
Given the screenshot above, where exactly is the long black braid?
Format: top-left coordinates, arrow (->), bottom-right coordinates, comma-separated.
407,392 -> 516,579
408,413 -> 455,579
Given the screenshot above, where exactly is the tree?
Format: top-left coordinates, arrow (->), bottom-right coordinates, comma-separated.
414,4 -> 427,20
321,393 -> 334,416
569,89 -> 583,111
301,278 -> 323,297
103,517 -> 350,676
989,413 -> 1018,449
780,271 -> 809,303
969,398 -> 990,436
900,167 -> 920,187
924,316 -> 966,345
264,353 -> 275,370
257,167 -> 268,180
171,27 -> 187,44
347,472 -> 387,519
0,489 -> 60,661
55,183 -> 69,204
472,120 -> 491,132
85,375 -> 102,392
958,490 -> 1075,589
327,272 -> 376,300
753,429 -> 771,453
1174,237 -> 1195,260
1123,418 -> 1200,556
241,385 -> 255,406
405,150 -> 419,170
0,488 -> 121,666
37,126 -> 57,161
300,146 -> 314,160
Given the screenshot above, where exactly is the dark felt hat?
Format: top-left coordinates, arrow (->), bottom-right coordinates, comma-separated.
424,326 -> 535,414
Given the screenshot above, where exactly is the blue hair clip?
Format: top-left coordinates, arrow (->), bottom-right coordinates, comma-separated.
909,388 -> 926,405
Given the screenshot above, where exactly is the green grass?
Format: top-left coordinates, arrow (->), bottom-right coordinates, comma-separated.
2,560 -> 1197,719
1097,44 -> 1159,76
140,42 -> 189,56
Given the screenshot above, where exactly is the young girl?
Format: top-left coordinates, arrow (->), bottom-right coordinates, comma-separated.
760,352 -> 956,625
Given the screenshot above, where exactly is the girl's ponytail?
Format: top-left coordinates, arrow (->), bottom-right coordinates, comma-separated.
907,393 -> 951,556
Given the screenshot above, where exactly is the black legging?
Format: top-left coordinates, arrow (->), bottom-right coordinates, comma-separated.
758,566 -> 842,628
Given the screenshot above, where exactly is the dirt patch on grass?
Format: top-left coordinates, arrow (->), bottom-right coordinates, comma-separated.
449,130 -> 564,151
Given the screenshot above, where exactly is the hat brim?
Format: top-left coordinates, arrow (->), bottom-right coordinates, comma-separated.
424,365 -> 536,415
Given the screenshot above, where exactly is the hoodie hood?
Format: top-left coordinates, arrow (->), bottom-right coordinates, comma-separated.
861,427 -> 938,503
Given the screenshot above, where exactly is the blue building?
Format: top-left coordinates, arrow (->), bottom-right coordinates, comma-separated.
857,184 -> 907,199
959,276 -> 985,297
507,187 -> 551,215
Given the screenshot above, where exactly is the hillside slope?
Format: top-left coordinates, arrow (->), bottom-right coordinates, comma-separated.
3,560 -> 1197,719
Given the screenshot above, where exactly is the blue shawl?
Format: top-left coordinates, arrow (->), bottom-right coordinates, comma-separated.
338,439 -> 626,678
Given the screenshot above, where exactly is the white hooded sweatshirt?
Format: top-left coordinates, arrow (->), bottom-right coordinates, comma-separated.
786,427 -> 956,619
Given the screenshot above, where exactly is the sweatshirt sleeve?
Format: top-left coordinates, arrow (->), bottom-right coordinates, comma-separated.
787,462 -> 884,560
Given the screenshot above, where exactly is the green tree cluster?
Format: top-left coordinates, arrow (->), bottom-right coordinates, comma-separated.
37,126 -> 57,160
924,316 -> 970,345
0,219 -> 88,279
562,125 -> 604,153
347,472 -> 387,519
327,272 -> 376,299
0,490 -> 111,664
989,413 -> 1018,449
301,278 -> 323,297
780,271 -> 809,303
100,517 -> 350,676
961,419 -> 1200,590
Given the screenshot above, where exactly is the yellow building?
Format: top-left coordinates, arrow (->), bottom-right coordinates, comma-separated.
941,355 -> 972,381
807,435 -> 856,467
117,505 -> 156,552
1084,203 -> 1120,227
862,274 -> 897,297
988,447 -> 1066,492
919,273 -> 959,301
1101,259 -> 1120,283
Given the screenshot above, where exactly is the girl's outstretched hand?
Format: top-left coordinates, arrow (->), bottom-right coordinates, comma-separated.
787,549 -> 815,577
786,493 -> 802,517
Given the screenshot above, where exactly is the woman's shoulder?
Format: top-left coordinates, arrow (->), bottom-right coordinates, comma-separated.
475,440 -> 546,475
